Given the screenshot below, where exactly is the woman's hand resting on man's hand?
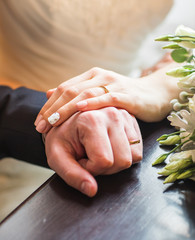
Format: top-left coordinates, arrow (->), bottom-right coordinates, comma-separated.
35,64 -> 179,134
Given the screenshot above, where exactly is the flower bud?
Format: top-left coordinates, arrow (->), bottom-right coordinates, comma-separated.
163,172 -> 180,184
165,158 -> 193,171
167,67 -> 194,78
162,44 -> 181,49
177,167 -> 195,179
152,153 -> 168,166
159,135 -> 181,145
169,151 -> 192,162
158,168 -> 175,176
170,99 -> 178,106
155,35 -> 174,41
179,91 -> 193,102
157,134 -> 169,141
173,102 -> 188,111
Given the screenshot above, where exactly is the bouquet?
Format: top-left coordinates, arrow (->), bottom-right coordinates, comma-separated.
152,25 -> 195,184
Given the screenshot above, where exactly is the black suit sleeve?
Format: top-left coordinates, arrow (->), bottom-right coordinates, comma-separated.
0,86 -> 49,167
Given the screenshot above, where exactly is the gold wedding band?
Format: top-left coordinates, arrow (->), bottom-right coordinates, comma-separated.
129,140 -> 140,145
100,86 -> 109,94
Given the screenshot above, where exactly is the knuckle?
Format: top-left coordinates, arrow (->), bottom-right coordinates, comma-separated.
57,84 -> 66,94
120,109 -> 130,117
89,67 -> 105,77
65,87 -> 79,98
95,156 -> 113,170
109,93 -> 120,105
116,154 -> 132,170
119,109 -> 133,123
78,111 -> 102,127
104,72 -> 116,83
82,89 -> 97,98
105,107 -> 120,122
91,67 -> 100,72
122,158 -> 132,169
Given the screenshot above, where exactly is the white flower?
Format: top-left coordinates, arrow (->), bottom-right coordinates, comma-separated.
170,150 -> 195,164
155,25 -> 195,183
177,72 -> 195,91
169,151 -> 192,162
167,108 -> 195,133
176,25 -> 195,38
175,25 -> 195,48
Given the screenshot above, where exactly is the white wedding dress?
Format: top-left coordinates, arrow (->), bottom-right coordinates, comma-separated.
1,0 -> 194,221
0,0 -> 173,91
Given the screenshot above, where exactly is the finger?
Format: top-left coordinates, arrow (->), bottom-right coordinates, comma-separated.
43,77 -> 106,117
42,74 -> 109,118
36,87 -> 108,133
34,69 -> 96,126
46,140 -> 98,197
76,93 -> 137,116
34,89 -> 63,126
101,110 -> 132,175
123,113 -> 143,163
77,116 -> 114,176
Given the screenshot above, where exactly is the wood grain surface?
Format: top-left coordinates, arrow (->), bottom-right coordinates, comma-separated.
0,120 -> 194,240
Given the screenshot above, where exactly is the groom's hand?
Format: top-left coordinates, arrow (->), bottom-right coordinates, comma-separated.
45,107 -> 143,197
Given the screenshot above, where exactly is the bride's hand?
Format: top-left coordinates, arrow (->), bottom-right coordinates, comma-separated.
35,66 -> 179,133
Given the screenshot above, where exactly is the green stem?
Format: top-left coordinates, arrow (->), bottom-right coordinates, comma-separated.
168,139 -> 190,155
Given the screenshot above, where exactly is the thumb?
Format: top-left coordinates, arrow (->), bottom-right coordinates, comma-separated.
47,142 -> 98,197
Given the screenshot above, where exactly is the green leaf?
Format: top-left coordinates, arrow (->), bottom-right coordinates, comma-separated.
162,44 -> 182,49
155,35 -> 175,41
171,48 -> 189,63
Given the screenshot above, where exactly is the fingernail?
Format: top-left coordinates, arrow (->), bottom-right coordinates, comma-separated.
76,101 -> 88,109
34,114 -> 43,126
48,112 -> 60,125
36,119 -> 47,132
81,181 -> 93,197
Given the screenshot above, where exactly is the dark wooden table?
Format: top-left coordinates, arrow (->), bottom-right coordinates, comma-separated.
0,120 -> 195,240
